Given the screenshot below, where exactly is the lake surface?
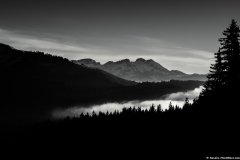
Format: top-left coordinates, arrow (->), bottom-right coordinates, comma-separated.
53,86 -> 203,118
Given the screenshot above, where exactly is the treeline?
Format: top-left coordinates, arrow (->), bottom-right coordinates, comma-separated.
46,99 -> 189,126
0,43 -> 204,127
22,98 -> 193,136
2,99 -> 202,159
8,19 -> 239,157
0,43 -> 203,109
5,99 -> 194,144
2,20 -> 240,157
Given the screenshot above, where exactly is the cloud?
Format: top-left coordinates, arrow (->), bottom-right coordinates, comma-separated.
162,86 -> 203,101
0,28 -> 91,60
0,29 -> 213,73
52,86 -> 203,119
132,36 -> 213,59
94,36 -> 214,73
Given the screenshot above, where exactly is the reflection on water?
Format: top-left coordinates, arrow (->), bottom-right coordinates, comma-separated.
53,86 -> 203,118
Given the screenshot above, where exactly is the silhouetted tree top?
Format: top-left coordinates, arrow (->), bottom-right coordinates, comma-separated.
201,19 -> 240,96
219,19 -> 240,85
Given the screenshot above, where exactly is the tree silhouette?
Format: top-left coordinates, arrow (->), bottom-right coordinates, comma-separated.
201,19 -> 240,95
183,97 -> 190,108
219,19 -> 240,85
201,48 -> 223,94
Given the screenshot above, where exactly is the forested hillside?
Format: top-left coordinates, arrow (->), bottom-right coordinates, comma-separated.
2,19 -> 239,158
0,43 -> 203,128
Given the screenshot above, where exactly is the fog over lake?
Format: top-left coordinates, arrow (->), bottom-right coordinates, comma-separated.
53,86 -> 203,118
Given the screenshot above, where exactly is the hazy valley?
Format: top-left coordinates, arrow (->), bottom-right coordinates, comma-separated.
1,1 -> 240,157
0,43 -> 204,127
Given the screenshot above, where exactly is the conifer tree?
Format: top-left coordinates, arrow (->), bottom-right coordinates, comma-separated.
201,19 -> 240,95
183,98 -> 190,108
202,48 -> 223,93
219,19 -> 240,85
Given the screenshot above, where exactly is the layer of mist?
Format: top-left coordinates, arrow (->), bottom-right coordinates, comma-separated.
53,86 -> 203,118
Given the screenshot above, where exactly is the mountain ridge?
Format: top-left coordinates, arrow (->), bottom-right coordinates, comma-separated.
73,58 -> 207,82
0,43 -> 136,124
0,43 -> 204,127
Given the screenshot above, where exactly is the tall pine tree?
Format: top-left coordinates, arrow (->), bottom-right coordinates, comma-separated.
219,19 -> 240,85
201,19 -> 240,96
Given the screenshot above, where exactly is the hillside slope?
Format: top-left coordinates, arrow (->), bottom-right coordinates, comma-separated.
0,43 -> 135,125
0,43 -> 203,127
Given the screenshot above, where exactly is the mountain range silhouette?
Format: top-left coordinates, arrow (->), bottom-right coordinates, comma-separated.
73,58 -> 207,82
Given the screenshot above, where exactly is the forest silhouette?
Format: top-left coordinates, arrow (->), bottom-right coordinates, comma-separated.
0,42 -> 203,127
1,20 -> 240,158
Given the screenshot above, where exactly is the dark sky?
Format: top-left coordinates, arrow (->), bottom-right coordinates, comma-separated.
1,0 -> 240,73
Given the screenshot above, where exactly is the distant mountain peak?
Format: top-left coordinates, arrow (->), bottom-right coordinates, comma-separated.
104,61 -> 114,65
116,59 -> 130,63
136,58 -> 156,63
147,59 -> 154,62
73,57 -> 207,82
73,58 -> 101,66
136,58 -> 146,62
170,70 -> 187,75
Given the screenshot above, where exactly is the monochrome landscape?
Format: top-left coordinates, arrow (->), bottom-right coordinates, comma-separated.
0,0 -> 240,158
